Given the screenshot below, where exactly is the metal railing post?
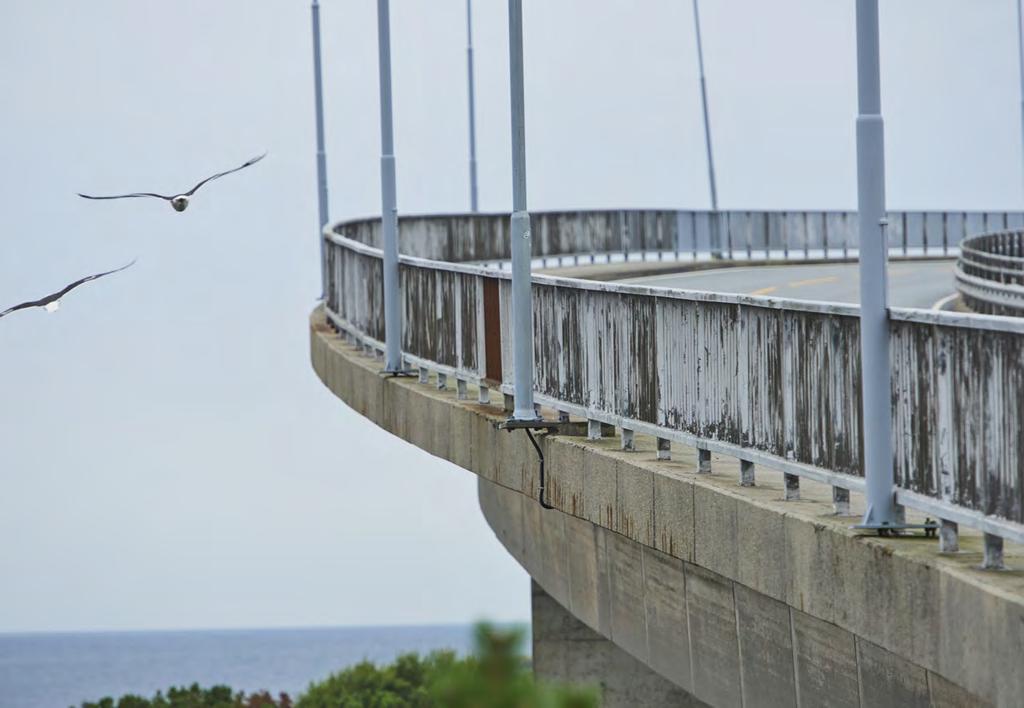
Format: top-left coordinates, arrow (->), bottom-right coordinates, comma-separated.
692,0 -> 720,258
311,0 -> 330,298
508,0 -> 537,420
466,0 -> 480,212
376,0 -> 403,372
855,0 -> 899,530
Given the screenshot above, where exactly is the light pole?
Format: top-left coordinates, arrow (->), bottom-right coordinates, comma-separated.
466,0 -> 480,212
376,0 -> 403,373
311,0 -> 329,296
507,0 -> 537,421
1017,0 -> 1024,198
854,0 -> 900,531
692,0 -> 720,255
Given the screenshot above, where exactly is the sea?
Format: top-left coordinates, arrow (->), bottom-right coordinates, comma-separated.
0,624 -> 529,708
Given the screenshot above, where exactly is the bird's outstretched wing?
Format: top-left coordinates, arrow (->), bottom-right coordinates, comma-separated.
184,152 -> 266,196
78,192 -> 172,201
0,259 -> 137,319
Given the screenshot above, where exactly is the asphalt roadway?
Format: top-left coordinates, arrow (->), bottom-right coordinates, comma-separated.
619,259 -> 958,309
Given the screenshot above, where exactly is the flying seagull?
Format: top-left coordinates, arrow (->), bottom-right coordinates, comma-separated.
77,153 -> 266,212
0,260 -> 136,320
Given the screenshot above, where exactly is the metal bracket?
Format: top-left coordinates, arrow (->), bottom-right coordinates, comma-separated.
496,419 -> 566,511
496,418 -> 564,432
379,369 -> 418,378
853,517 -> 939,538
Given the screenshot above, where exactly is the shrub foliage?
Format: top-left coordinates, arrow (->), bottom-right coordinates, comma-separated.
80,624 -> 598,708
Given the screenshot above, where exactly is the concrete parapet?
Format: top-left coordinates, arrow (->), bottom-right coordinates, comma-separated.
310,309 -> 1021,707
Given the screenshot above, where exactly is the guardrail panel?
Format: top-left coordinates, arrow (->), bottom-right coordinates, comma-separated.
891,319 -> 1024,524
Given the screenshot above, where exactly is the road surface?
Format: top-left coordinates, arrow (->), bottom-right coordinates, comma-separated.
620,259 -> 957,309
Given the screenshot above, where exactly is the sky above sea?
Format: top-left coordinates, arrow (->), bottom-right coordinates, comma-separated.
1,0 -> 1022,634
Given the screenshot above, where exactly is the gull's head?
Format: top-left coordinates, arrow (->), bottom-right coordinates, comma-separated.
171,195 -> 189,212
44,300 -> 61,313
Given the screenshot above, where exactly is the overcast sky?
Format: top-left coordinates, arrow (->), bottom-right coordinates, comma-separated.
1,0 -> 1021,634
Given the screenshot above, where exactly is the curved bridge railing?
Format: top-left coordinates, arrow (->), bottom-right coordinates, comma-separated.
956,230 -> 1024,316
333,208 -> 1023,266
323,210 -> 1024,547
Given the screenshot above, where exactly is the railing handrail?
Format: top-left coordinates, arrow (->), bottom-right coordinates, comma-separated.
325,219 -> 1024,334
956,229 -> 1024,315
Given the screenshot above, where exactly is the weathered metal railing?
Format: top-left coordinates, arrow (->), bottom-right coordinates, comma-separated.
323,212 -> 1024,547
335,209 -> 1024,266
956,230 -> 1024,316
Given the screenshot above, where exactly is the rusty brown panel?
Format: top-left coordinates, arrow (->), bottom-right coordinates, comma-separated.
483,277 -> 503,383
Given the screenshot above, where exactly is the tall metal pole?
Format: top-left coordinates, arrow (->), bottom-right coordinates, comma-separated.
692,0 -> 718,214
692,0 -> 720,255
508,0 -> 537,420
377,0 -> 403,372
1017,0 -> 1024,199
311,0 -> 329,297
466,0 -> 480,212
855,0 -> 899,529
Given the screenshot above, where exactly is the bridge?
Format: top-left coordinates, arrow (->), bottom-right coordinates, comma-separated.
307,1 -> 1024,706
311,208 -> 1023,707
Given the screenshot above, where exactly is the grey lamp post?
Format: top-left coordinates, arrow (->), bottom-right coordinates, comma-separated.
854,0 -> 900,531
1018,0 -> 1024,197
311,0 -> 329,297
507,0 -> 537,421
692,0 -> 720,256
376,0 -> 403,373
467,0 -> 480,212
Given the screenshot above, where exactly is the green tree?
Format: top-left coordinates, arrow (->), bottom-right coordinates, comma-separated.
81,624 -> 598,708
429,623 -> 597,708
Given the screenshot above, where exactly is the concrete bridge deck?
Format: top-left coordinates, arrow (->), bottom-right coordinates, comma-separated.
311,308 -> 1024,707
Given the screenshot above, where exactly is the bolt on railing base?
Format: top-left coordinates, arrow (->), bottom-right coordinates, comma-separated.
380,368 -> 417,378
852,519 -> 939,537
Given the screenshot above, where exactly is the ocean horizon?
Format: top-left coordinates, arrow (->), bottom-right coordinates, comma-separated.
0,622 -> 530,708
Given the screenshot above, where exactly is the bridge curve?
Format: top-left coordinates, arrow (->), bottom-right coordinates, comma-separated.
310,313 -> 1021,706
957,230 -> 1024,316
315,208 -> 1024,706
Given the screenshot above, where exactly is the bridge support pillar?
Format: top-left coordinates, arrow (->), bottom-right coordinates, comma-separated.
531,581 -> 703,707
983,533 -> 1005,570
456,378 -> 468,400
437,373 -> 448,391
477,384 -> 490,405
587,419 -> 602,441
503,393 -> 515,414
939,520 -> 959,554
418,367 -> 429,385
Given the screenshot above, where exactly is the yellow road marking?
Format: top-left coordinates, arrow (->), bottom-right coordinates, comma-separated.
788,275 -> 839,288
749,286 -> 777,296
